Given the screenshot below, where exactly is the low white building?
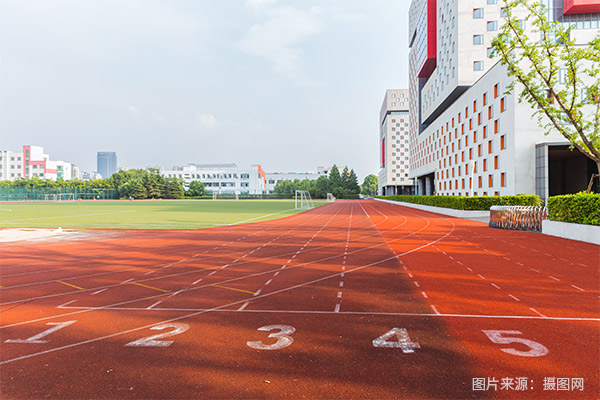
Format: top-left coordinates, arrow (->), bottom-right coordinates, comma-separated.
161,163 -> 266,195
265,167 -> 329,194
0,145 -> 75,181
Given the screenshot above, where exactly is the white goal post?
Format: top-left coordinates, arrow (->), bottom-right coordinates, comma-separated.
58,193 -> 75,202
43,194 -> 58,201
295,190 -> 314,209
326,193 -> 336,202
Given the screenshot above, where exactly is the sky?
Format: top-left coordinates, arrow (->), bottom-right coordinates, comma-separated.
0,0 -> 410,181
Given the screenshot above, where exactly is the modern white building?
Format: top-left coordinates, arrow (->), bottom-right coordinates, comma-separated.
161,163 -> 266,195
265,167 -> 330,194
378,89 -> 413,195
0,145 -> 75,181
408,0 -> 600,200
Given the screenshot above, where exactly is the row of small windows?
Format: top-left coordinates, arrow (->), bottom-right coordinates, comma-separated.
166,173 -> 252,179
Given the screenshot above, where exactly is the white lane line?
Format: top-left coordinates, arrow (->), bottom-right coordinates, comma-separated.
430,305 -> 441,315
253,289 -> 262,297
530,268 -> 541,273
334,304 -> 341,313
508,294 -> 520,302
456,261 -> 463,265
339,282 -> 344,288
337,291 -> 342,299
491,283 -> 501,290
121,278 -> 134,284
502,257 -> 510,261
548,276 -> 560,281
421,291 -> 428,299
516,262 -> 524,266
287,260 -> 292,264
91,289 -> 106,295
414,281 -> 420,288
570,284 -> 585,292
477,274 -> 486,280
273,272 -> 280,277
192,278 -> 203,285
147,301 -> 162,310
577,263 -> 587,267
57,300 -> 77,308
408,273 -> 414,278
466,267 -> 473,272
529,307 -> 547,318
237,301 -> 250,311
208,271 -> 216,276
341,272 -> 345,277
169,290 -> 183,298
265,279 -> 273,286
341,266 -> 345,271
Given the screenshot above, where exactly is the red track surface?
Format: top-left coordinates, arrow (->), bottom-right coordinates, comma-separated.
0,200 -> 598,399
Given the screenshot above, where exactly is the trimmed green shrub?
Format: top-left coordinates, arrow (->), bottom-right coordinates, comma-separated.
376,194 -> 541,210
547,192 -> 600,226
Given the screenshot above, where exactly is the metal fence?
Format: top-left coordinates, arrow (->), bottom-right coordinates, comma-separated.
489,205 -> 548,232
0,187 -> 117,201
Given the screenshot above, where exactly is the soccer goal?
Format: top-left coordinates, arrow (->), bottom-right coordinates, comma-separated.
43,194 -> 58,201
58,193 -> 75,202
326,193 -> 336,202
295,190 -> 314,209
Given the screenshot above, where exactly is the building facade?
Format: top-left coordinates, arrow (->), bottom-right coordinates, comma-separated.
161,164 -> 266,195
378,89 -> 413,195
0,145 -> 75,181
408,0 -> 600,199
265,167 -> 330,194
97,152 -> 117,179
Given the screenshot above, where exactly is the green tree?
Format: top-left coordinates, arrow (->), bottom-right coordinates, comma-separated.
163,177 -> 184,199
361,174 -> 378,196
346,169 -> 360,195
188,180 -> 206,196
491,0 -> 600,191
144,168 -> 164,199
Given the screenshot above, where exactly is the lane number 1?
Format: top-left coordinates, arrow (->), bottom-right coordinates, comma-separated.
5,321 -> 77,344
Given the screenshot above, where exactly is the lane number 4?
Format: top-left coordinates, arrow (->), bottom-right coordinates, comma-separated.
482,330 -> 549,357
372,328 -> 420,353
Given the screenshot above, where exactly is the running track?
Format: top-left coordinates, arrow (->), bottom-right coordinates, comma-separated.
0,200 -> 598,399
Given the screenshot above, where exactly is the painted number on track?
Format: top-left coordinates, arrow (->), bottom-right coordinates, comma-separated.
247,325 -> 295,350
125,323 -> 189,347
4,321 -> 77,344
372,328 -> 420,353
482,330 -> 549,357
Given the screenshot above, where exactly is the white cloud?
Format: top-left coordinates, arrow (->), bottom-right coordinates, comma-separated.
237,5 -> 325,85
246,0 -> 277,9
197,113 -> 217,130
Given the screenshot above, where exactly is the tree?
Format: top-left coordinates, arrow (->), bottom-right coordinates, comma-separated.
491,0 -> 600,191
345,169 -> 360,195
361,174 -> 378,196
188,180 -> 206,197
163,177 -> 184,199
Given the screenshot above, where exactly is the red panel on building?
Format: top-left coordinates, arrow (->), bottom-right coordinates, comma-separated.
381,138 -> 386,167
417,0 -> 437,78
563,0 -> 600,14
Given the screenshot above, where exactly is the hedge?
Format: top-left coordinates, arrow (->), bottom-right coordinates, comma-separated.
547,192 -> 600,226
376,194 -> 542,210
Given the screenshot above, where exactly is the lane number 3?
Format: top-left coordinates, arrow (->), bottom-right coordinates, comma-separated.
482,330 -> 549,357
247,325 -> 295,350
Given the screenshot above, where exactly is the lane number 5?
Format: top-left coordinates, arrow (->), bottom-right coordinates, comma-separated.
482,330 -> 549,357
247,325 -> 295,350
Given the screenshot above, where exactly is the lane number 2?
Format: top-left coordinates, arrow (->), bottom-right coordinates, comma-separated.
247,325 -> 295,350
372,328 -> 421,353
125,323 -> 189,347
5,321 -> 77,344
482,330 -> 549,357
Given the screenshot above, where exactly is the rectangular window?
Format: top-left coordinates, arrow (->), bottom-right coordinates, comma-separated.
488,140 -> 493,153
501,135 -> 506,149
483,159 -> 487,171
474,8 -> 484,18
500,97 -> 506,112
483,126 -> 488,139
478,176 -> 483,188
487,0 -> 497,4
469,148 -> 473,159
494,84 -> 499,98
489,175 -> 493,187
559,68 -> 566,84
501,172 -> 506,187
473,34 -> 484,45
494,119 -> 499,133
494,156 -> 499,169
488,106 -> 493,119
474,61 -> 484,71
483,93 -> 487,106
487,21 -> 498,31
487,47 -> 494,58
478,113 -> 482,125
478,144 -> 482,157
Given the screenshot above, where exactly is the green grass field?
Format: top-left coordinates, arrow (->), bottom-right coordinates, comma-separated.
0,199 -> 327,230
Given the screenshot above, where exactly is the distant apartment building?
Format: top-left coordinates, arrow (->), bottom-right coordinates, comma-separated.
378,89 -> 413,196
161,164 -> 266,195
97,152 -> 117,179
0,145 -> 75,181
408,0 -> 599,199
